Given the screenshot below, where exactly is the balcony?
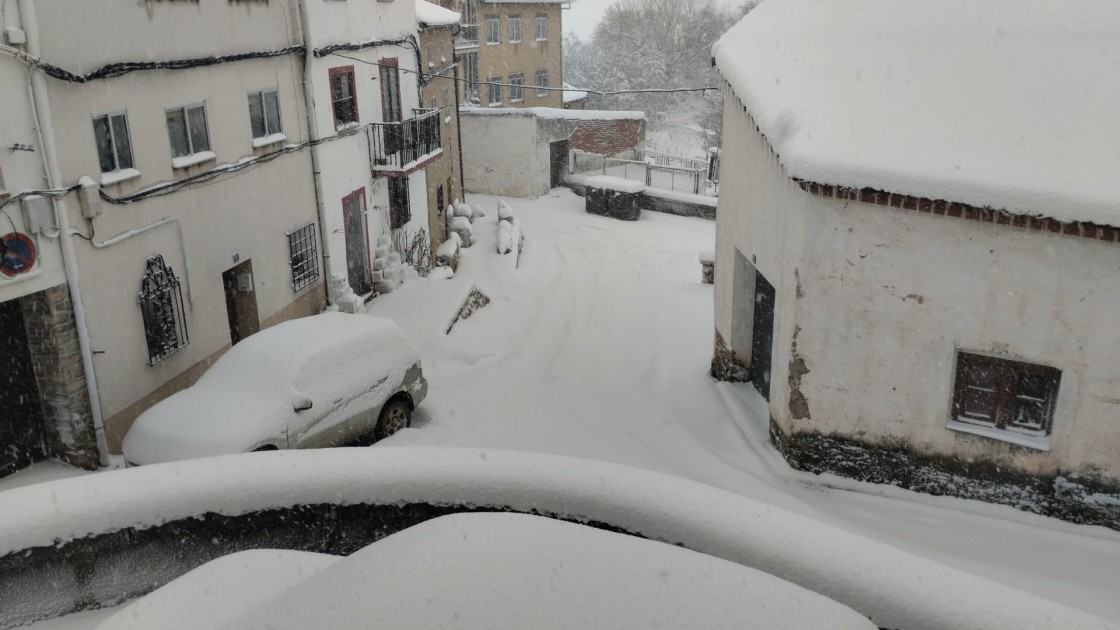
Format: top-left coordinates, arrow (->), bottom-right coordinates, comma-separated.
455,24 -> 479,49
368,110 -> 442,174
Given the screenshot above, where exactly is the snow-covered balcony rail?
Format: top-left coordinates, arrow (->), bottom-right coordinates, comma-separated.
455,23 -> 479,48
367,109 -> 442,174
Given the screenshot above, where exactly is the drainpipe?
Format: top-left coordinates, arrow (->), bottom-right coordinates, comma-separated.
295,0 -> 332,301
451,26 -> 466,198
18,0 -> 109,467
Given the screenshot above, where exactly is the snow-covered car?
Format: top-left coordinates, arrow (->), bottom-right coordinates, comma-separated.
122,312 -> 427,465
94,513 -> 877,630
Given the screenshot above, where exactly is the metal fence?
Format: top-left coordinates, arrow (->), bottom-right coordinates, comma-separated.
368,109 -> 442,171
571,150 -> 709,195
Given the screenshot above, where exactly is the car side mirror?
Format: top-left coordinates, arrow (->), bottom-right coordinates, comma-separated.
293,397 -> 313,412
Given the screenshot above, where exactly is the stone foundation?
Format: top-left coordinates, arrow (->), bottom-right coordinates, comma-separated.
769,424 -> 1120,530
20,285 -> 100,469
710,329 -> 750,382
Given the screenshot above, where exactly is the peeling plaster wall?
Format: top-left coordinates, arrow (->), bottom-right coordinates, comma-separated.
714,83 -> 1120,480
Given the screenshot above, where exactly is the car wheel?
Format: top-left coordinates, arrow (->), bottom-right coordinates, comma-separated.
375,399 -> 411,440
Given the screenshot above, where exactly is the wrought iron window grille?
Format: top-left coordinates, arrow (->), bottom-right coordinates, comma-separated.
138,254 -> 189,365
287,222 -> 320,292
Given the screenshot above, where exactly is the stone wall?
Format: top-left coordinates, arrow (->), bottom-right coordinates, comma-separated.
19,285 -> 100,469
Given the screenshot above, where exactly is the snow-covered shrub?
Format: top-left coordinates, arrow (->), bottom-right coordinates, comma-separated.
449,215 -> 474,248
436,238 -> 460,271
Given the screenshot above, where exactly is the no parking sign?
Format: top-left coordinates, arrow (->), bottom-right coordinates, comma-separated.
0,233 -> 36,277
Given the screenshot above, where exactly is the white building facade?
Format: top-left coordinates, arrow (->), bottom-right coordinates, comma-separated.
710,0 -> 1120,527
299,0 -> 437,298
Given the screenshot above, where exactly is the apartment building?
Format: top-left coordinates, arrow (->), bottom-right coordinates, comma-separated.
0,0 -> 449,468
438,0 -> 568,109
417,0 -> 466,248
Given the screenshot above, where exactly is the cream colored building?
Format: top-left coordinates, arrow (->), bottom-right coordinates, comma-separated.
417,0 -> 466,249
437,0 -> 567,109
710,0 -> 1120,525
27,0 -> 327,453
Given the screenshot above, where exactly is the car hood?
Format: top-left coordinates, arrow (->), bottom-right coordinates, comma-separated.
122,385 -> 294,465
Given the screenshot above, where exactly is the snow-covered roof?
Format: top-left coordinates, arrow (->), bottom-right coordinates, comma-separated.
712,0 -> 1120,226
460,106 -> 644,121
563,82 -> 588,103
415,0 -> 460,27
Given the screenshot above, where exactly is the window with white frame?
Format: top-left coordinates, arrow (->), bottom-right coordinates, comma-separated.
534,14 -> 548,41
248,88 -> 283,140
165,104 -> 211,159
92,112 -> 135,174
509,15 -> 522,43
509,74 -> 524,102
486,16 -> 500,44
287,223 -> 320,292
488,76 -> 503,106
535,70 -> 550,96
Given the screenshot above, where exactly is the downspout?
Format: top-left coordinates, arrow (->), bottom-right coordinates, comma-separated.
18,0 -> 109,466
452,25 -> 466,198
295,0 -> 332,301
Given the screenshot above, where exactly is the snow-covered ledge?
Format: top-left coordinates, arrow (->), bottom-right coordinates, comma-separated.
100,168 -> 141,187
252,133 -> 288,149
171,151 -> 216,170
947,419 -> 1053,451
0,448 -> 1108,630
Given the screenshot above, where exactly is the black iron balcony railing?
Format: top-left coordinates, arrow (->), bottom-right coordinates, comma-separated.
455,23 -> 479,48
368,109 -> 442,172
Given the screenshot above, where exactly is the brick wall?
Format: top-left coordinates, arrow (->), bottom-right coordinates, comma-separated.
20,285 -> 100,469
567,119 -> 644,157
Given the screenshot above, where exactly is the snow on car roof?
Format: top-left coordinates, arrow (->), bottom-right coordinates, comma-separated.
712,0 -> 1120,226
414,0 -> 460,27
122,513 -> 870,630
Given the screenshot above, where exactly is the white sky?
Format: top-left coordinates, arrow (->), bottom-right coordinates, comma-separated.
563,0 -> 749,40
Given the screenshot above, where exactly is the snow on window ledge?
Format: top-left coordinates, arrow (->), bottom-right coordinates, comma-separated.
100,168 -> 141,187
946,419 -> 1052,451
252,133 -> 288,149
487,102 -> 503,108
172,151 -> 216,170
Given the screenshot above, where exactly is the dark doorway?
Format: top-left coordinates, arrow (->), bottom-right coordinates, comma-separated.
0,298 -> 45,477
549,140 -> 569,189
222,259 -> 260,345
751,271 -> 776,400
343,189 -> 372,294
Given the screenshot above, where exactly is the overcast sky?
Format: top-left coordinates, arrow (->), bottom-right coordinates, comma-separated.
563,0 -> 750,40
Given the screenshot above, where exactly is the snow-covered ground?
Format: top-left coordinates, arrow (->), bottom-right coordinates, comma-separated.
11,188 -> 1120,625
369,188 -> 1120,622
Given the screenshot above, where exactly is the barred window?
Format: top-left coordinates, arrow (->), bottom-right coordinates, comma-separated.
138,255 -> 189,365
389,178 -> 411,229
287,223 -> 320,292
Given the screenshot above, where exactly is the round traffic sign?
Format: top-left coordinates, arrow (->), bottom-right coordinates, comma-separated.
0,233 -> 37,277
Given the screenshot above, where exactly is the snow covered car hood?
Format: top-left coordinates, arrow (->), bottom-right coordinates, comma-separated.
122,312 -> 421,465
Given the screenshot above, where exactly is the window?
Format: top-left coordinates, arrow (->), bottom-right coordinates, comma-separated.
535,70 -> 550,96
287,223 -> 320,292
508,15 -> 522,43
436,184 -> 445,215
165,104 -> 211,159
951,351 -> 1061,437
329,66 -> 359,128
534,14 -> 548,41
93,112 -> 134,173
488,76 -> 503,106
138,254 -> 189,366
485,16 -> 500,44
509,74 -> 524,102
248,89 -> 282,140
389,178 -> 411,229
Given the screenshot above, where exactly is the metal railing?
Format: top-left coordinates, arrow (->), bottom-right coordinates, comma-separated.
368,110 -> 442,171
571,149 -> 712,195
455,24 -> 479,48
